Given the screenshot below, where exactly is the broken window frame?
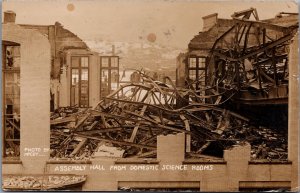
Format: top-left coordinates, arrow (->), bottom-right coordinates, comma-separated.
188,56 -> 207,89
2,41 -> 21,158
100,56 -> 119,99
188,56 -> 207,103
70,56 -> 89,108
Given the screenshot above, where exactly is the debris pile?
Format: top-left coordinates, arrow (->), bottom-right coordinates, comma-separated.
205,8 -> 298,105
249,127 -> 287,160
50,72 -> 287,160
4,116 -> 20,157
2,175 -> 86,190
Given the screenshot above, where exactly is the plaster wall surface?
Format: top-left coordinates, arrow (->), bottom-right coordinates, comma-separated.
2,23 -> 51,173
288,34 -> 299,190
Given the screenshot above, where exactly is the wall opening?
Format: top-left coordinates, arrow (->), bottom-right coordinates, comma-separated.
100,56 -> 119,99
70,56 -> 89,107
2,40 -> 21,158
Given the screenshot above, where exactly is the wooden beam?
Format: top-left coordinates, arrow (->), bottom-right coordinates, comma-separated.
86,121 -> 98,130
74,133 -> 156,150
129,96 -> 151,142
124,110 -> 191,134
197,141 -> 212,154
50,116 -> 76,125
6,119 -> 20,132
134,150 -> 157,158
69,138 -> 87,157
74,113 -> 91,131
75,128 -> 123,135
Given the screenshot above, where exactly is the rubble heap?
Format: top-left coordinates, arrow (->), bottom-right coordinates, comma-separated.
50,71 -> 287,160
205,8 -> 298,105
2,175 -> 86,190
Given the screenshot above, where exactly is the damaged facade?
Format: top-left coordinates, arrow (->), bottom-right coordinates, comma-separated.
2,8 -> 299,192
20,20 -> 119,109
178,9 -> 298,105
174,8 -> 299,190
2,11 -> 120,157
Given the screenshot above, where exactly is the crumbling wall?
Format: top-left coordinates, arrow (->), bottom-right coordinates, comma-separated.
3,23 -> 51,173
21,22 -> 88,58
21,22 -> 92,110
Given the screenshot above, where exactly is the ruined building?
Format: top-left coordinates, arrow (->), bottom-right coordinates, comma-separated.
19,19 -> 120,110
2,10 -> 120,155
177,8 -> 298,103
177,8 -> 298,125
2,9 -> 299,191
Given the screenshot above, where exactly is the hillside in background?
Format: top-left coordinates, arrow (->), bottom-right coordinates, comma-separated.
86,40 -> 185,81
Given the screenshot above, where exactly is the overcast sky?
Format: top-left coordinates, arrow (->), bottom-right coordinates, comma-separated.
2,0 -> 299,49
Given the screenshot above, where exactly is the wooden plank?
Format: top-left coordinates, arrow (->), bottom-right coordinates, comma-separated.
6,119 -> 20,132
134,150 -> 157,158
90,109 -> 126,119
139,131 -> 164,145
100,115 -> 109,128
215,110 -> 230,135
210,89 -> 222,105
69,138 -> 87,157
76,128 -> 123,135
86,121 -> 98,130
129,96 -> 150,142
196,141 -> 211,154
74,133 -> 156,150
74,113 -> 90,130
50,116 -> 76,125
124,110 -> 191,134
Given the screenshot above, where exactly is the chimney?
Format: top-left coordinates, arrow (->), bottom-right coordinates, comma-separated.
202,13 -> 218,31
4,11 -> 16,24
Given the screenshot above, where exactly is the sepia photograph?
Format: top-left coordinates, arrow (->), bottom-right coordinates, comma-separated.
1,0 -> 299,191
